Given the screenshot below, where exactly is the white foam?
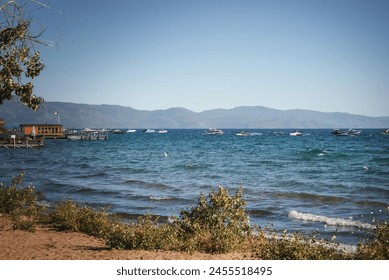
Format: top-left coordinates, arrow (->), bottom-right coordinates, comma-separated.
149,196 -> 172,201
289,210 -> 375,230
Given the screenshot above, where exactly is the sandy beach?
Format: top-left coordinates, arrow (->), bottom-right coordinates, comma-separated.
0,215 -> 249,260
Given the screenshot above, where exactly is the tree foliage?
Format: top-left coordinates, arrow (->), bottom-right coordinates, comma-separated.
0,0 -> 46,110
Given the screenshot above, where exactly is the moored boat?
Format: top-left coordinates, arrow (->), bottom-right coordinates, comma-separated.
67,134 -> 82,141
66,129 -> 108,140
332,129 -> 348,136
332,129 -> 361,136
205,128 -> 224,135
236,131 -> 251,136
290,131 -> 303,136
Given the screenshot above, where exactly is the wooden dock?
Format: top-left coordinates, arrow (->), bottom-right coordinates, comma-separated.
0,137 -> 44,149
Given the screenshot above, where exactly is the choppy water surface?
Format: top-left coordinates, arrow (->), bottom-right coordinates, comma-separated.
1,129 -> 388,245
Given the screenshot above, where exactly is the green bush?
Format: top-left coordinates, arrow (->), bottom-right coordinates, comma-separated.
0,172 -> 42,231
49,201 -> 178,251
251,231 -> 345,260
356,223 -> 389,259
49,199 -> 113,238
174,186 -> 251,253
105,214 -> 178,251
106,186 -> 251,253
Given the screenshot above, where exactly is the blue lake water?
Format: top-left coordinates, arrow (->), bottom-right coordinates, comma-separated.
1,129 -> 388,246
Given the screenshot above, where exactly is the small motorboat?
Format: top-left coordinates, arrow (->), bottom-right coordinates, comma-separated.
290,131 -> 303,136
347,129 -> 362,136
205,128 -> 224,135
332,129 -> 348,136
236,131 -> 251,136
332,129 -> 361,136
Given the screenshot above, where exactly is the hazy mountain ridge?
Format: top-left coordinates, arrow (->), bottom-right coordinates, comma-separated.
0,101 -> 388,129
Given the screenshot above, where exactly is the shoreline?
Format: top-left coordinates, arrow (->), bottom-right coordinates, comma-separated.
0,215 -> 358,260
1,175 -> 387,260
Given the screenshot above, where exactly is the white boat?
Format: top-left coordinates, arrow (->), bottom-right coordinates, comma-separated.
144,129 -> 156,133
382,129 -> 389,135
236,131 -> 251,136
98,131 -> 108,140
332,129 -> 361,136
67,134 -> 82,141
66,129 -> 85,140
67,129 -> 108,140
89,133 -> 99,140
347,129 -> 361,136
290,131 -> 303,136
157,129 -> 168,133
205,128 -> 224,135
67,132 -> 90,140
83,128 -> 99,133
126,129 -> 136,133
332,129 -> 348,136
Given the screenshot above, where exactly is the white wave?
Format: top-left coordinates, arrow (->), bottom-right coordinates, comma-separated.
149,196 -> 172,201
289,210 -> 375,230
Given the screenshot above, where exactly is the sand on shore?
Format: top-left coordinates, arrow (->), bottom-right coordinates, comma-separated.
0,215 -> 250,260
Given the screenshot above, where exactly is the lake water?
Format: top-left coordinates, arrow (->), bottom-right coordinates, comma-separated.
1,129 -> 388,247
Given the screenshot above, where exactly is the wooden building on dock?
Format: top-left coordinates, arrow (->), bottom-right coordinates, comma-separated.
0,119 -> 44,148
20,124 -> 65,139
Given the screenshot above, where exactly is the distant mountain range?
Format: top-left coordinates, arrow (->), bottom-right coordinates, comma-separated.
0,101 -> 388,129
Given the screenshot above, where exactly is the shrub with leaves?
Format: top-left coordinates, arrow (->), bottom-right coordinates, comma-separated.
49,199 -> 113,238
251,231 -> 346,260
356,223 -> 389,260
105,214 -> 177,251
0,172 -> 42,231
174,186 -> 251,253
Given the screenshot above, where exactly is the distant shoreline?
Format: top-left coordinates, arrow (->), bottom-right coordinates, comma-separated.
2,101 -> 388,129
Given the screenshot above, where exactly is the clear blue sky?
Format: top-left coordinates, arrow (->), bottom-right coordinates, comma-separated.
31,0 -> 389,117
